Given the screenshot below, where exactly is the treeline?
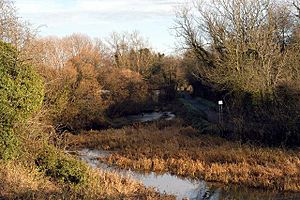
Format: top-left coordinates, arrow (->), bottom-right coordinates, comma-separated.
25,33 -> 185,131
0,1 -> 189,166
0,1 -> 185,196
1,0 -> 300,159
175,0 -> 300,146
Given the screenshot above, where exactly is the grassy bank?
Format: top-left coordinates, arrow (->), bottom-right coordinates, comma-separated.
0,155 -> 173,200
68,123 -> 300,192
0,122 -> 174,200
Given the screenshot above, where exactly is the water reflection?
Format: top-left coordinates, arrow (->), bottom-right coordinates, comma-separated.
126,111 -> 176,123
75,149 -> 300,200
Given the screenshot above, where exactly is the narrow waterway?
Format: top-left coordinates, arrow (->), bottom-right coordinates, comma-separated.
126,111 -> 176,123
75,149 -> 300,200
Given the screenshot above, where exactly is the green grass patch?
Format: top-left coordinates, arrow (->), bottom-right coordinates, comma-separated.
35,146 -> 88,185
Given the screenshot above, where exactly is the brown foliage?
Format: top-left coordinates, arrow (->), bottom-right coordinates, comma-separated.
0,159 -> 173,200
27,35 -> 110,131
57,53 -> 106,131
98,68 -> 149,117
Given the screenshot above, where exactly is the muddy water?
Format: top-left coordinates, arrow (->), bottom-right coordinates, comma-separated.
76,149 -> 300,200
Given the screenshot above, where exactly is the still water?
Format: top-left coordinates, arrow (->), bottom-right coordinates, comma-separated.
126,111 -> 176,123
75,149 -> 300,200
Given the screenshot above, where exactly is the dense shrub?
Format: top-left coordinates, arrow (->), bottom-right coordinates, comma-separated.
0,40 -> 44,159
0,128 -> 19,160
0,40 -> 44,126
35,146 -> 88,185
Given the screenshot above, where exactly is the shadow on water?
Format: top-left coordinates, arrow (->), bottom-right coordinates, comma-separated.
74,149 -> 300,200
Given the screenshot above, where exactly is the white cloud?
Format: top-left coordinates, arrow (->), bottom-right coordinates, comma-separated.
16,0 -> 181,15
15,0 -> 184,52
15,0 -> 182,28
16,0 -> 64,13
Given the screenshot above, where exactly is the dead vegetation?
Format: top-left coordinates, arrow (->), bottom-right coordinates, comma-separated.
68,124 -> 300,192
0,158 -> 174,200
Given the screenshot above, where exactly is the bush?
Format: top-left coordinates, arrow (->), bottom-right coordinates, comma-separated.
0,40 -> 44,160
0,40 -> 44,126
35,146 -> 88,185
0,128 -> 19,160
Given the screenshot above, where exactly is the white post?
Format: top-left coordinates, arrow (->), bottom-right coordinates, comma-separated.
218,100 -> 223,124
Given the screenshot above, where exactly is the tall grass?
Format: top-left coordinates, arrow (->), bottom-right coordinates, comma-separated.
0,160 -> 174,199
0,117 -> 174,200
68,123 -> 300,192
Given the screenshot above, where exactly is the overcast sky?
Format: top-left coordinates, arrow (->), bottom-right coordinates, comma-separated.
15,0 -> 185,53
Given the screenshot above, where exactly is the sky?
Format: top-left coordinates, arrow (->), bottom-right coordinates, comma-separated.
15,0 -> 185,53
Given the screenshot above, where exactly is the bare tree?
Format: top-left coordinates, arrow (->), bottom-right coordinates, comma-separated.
174,0 -> 296,101
294,0 -> 300,17
106,31 -> 155,74
0,0 -> 35,49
